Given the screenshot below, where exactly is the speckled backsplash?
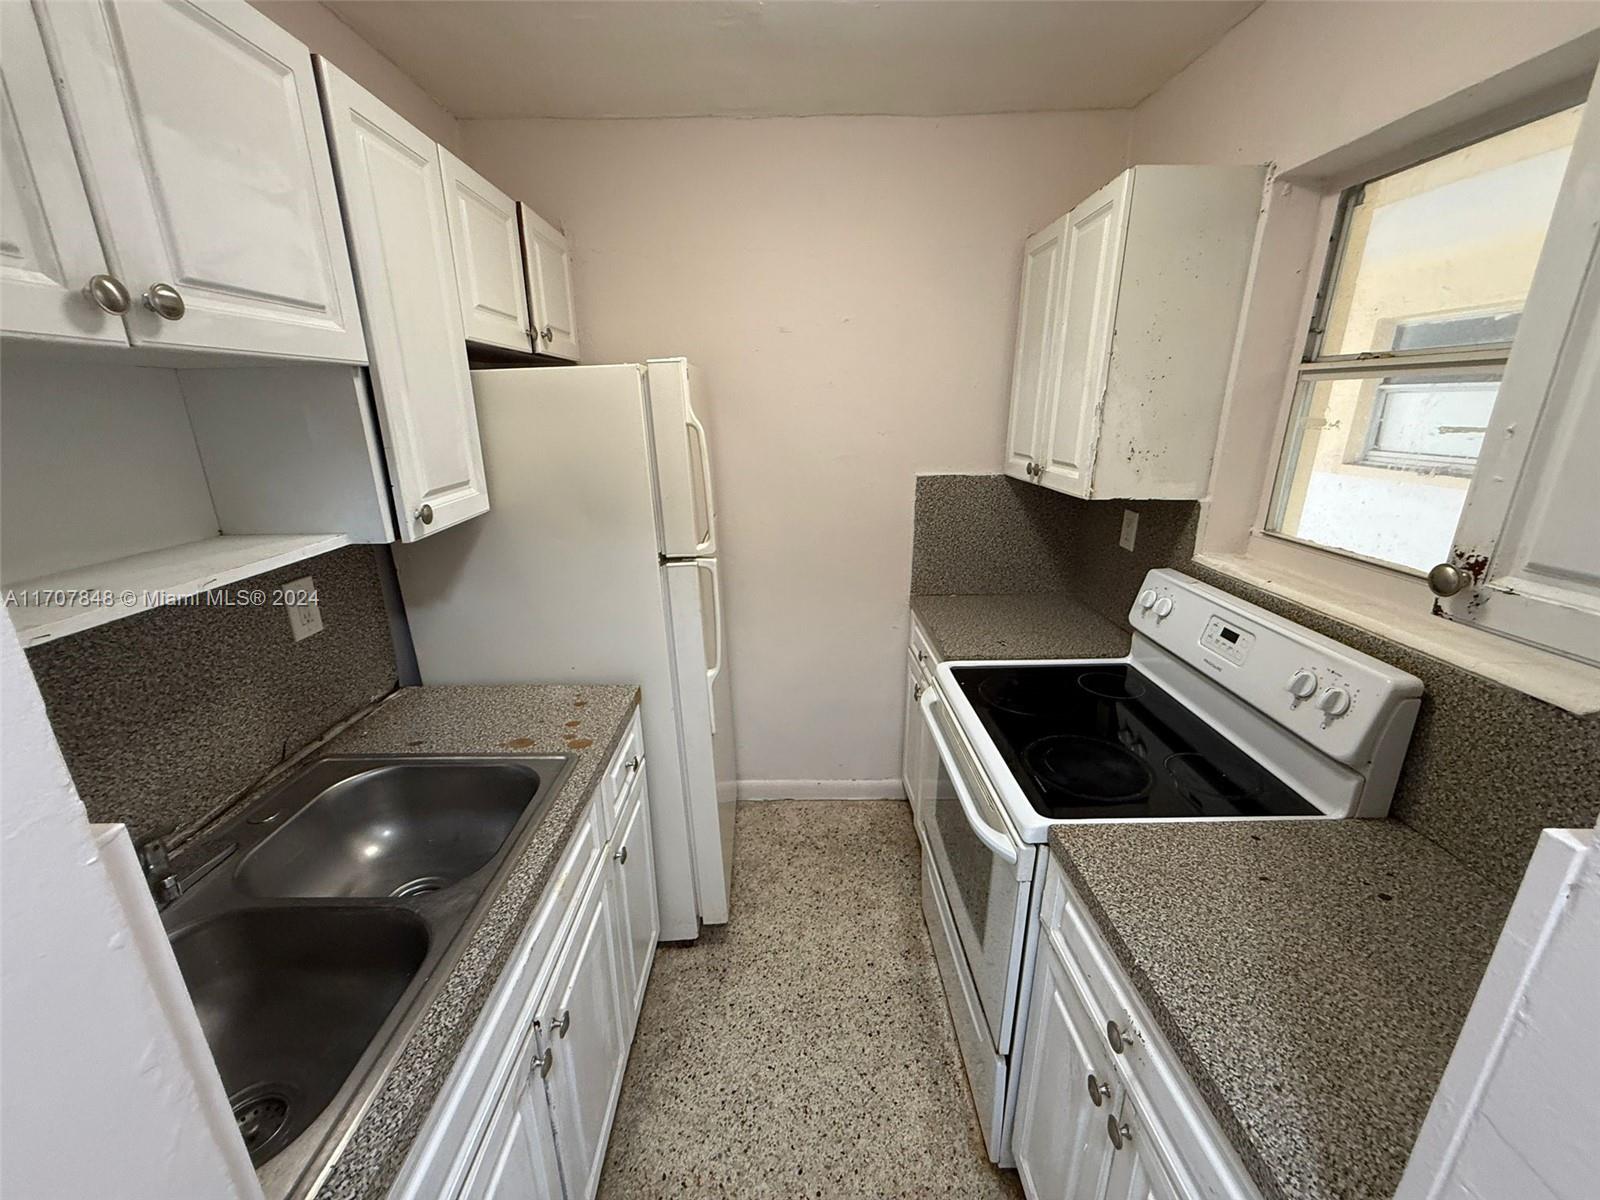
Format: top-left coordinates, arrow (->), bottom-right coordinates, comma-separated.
25,545 -> 398,849
911,474 -> 1600,894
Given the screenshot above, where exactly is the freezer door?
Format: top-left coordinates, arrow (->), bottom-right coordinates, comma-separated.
647,358 -> 718,558
664,558 -> 736,924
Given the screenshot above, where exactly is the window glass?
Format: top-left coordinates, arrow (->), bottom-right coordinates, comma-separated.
1270,373 -> 1488,572
1317,106 -> 1580,358
1267,104 -> 1582,574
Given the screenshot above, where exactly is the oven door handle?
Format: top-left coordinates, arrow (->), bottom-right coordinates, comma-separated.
920,690 -> 1018,866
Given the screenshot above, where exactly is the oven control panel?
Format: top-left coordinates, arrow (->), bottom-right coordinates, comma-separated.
1129,569 -> 1423,769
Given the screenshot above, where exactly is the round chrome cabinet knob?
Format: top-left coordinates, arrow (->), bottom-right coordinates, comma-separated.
142,282 -> 186,320
1316,686 -> 1352,718
1287,669 -> 1319,701
1138,589 -> 1157,611
1086,1073 -> 1111,1107
1427,562 -> 1471,597
1107,1116 -> 1133,1150
416,503 -> 434,526
83,274 -> 131,315
1153,596 -> 1174,620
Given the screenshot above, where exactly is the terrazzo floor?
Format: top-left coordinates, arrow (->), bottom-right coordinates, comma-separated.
597,799 -> 1024,1199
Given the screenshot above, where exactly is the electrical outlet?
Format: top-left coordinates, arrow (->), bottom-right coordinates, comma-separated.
283,576 -> 323,642
1119,509 -> 1139,552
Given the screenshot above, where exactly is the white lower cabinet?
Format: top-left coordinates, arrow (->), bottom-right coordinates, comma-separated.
539,865 -> 627,1200
901,618 -> 938,831
1014,861 -> 1260,1200
1014,948 -> 1117,1200
609,775 -> 660,1031
458,1029 -> 563,1200
393,724 -> 659,1200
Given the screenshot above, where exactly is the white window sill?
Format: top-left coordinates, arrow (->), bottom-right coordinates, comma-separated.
1194,551 -> 1600,715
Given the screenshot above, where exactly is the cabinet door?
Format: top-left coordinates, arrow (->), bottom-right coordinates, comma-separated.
520,203 -> 581,361
902,653 -> 931,823
37,0 -> 364,361
544,869 -> 627,1200
609,773 -> 660,1030
440,150 -> 532,352
1038,172 -> 1132,499
1102,1094 -> 1185,1200
0,4 -> 125,346
458,1029 -> 562,1200
1005,216 -> 1066,482
317,62 -> 490,542
1014,946 -> 1117,1200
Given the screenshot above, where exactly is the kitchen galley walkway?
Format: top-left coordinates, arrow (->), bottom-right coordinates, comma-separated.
598,799 -> 1023,1198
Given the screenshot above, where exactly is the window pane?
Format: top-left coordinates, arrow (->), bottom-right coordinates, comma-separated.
1268,371 -> 1497,572
1317,105 -> 1582,358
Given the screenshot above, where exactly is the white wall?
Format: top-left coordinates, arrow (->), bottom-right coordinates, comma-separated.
252,0 -> 464,152
462,114 -> 1127,790
0,617 -> 259,1199
1128,1 -> 1600,170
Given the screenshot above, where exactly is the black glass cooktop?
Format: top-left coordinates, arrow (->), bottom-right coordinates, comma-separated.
952,663 -> 1319,820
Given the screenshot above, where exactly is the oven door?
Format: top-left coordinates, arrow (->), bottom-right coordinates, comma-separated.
919,687 -> 1034,1054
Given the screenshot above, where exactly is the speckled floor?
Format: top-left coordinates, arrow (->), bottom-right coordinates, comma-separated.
597,800 -> 1023,1199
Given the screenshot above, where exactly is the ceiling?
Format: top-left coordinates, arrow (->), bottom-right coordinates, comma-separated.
324,1 -> 1262,120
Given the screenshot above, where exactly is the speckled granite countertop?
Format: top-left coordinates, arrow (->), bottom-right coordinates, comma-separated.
910,593 -> 1130,661
287,683 -> 640,1200
1048,820 -> 1509,1200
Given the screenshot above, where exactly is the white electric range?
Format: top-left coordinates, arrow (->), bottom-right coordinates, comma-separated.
914,569 -> 1424,1165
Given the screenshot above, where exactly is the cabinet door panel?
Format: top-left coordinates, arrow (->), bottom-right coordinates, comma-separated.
611,775 -> 660,1029
1005,217 -> 1065,482
39,0 -> 363,360
0,4 -> 124,345
1014,947 -> 1117,1200
545,870 -> 626,1200
441,150 -> 532,352
1039,173 -> 1131,499
1102,1094 -> 1185,1200
459,1031 -> 562,1200
520,203 -> 580,361
318,62 -> 489,541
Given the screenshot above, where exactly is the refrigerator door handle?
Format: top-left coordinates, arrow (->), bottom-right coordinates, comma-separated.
695,557 -> 724,734
685,398 -> 717,555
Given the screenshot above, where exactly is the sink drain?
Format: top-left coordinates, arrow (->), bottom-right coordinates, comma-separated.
391,875 -> 447,898
230,1085 -> 291,1162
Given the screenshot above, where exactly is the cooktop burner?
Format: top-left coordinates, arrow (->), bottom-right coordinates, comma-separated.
953,663 -> 1319,820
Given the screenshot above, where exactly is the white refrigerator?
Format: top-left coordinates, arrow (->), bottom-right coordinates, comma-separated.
393,358 -> 736,940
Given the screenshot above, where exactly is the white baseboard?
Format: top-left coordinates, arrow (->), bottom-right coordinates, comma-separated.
737,779 -> 907,802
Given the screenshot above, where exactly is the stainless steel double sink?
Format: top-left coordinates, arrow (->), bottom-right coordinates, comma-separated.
160,753 -> 575,1189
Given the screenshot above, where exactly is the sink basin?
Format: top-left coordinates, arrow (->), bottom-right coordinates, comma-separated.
170,907 -> 429,1165
159,751 -> 574,1184
236,761 -> 545,899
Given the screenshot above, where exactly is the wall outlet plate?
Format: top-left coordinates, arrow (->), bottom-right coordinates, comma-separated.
1120,509 -> 1139,552
283,576 -> 323,642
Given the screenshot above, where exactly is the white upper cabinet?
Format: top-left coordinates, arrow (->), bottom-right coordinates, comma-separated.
34,0 -> 365,362
317,61 -> 489,542
440,149 -> 533,353
0,4 -> 126,346
519,202 -> 581,361
1006,165 -> 1263,500
1433,80 -> 1600,669
1004,217 -> 1065,481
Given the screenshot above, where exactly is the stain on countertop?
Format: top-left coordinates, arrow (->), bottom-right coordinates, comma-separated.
1048,820 -> 1511,1200
301,683 -> 640,1200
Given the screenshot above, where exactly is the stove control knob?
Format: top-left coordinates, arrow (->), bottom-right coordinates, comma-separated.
1153,596 -> 1174,620
1287,669 -> 1319,704
1316,686 -> 1352,719
1138,589 -> 1157,612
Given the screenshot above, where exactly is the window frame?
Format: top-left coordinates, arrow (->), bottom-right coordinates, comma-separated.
1192,69 -> 1600,713
1259,104 -> 1581,577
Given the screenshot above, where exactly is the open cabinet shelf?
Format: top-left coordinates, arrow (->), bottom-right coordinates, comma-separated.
5,533 -> 350,648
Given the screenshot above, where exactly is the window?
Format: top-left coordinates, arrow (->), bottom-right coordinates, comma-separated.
1266,105 -> 1584,574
